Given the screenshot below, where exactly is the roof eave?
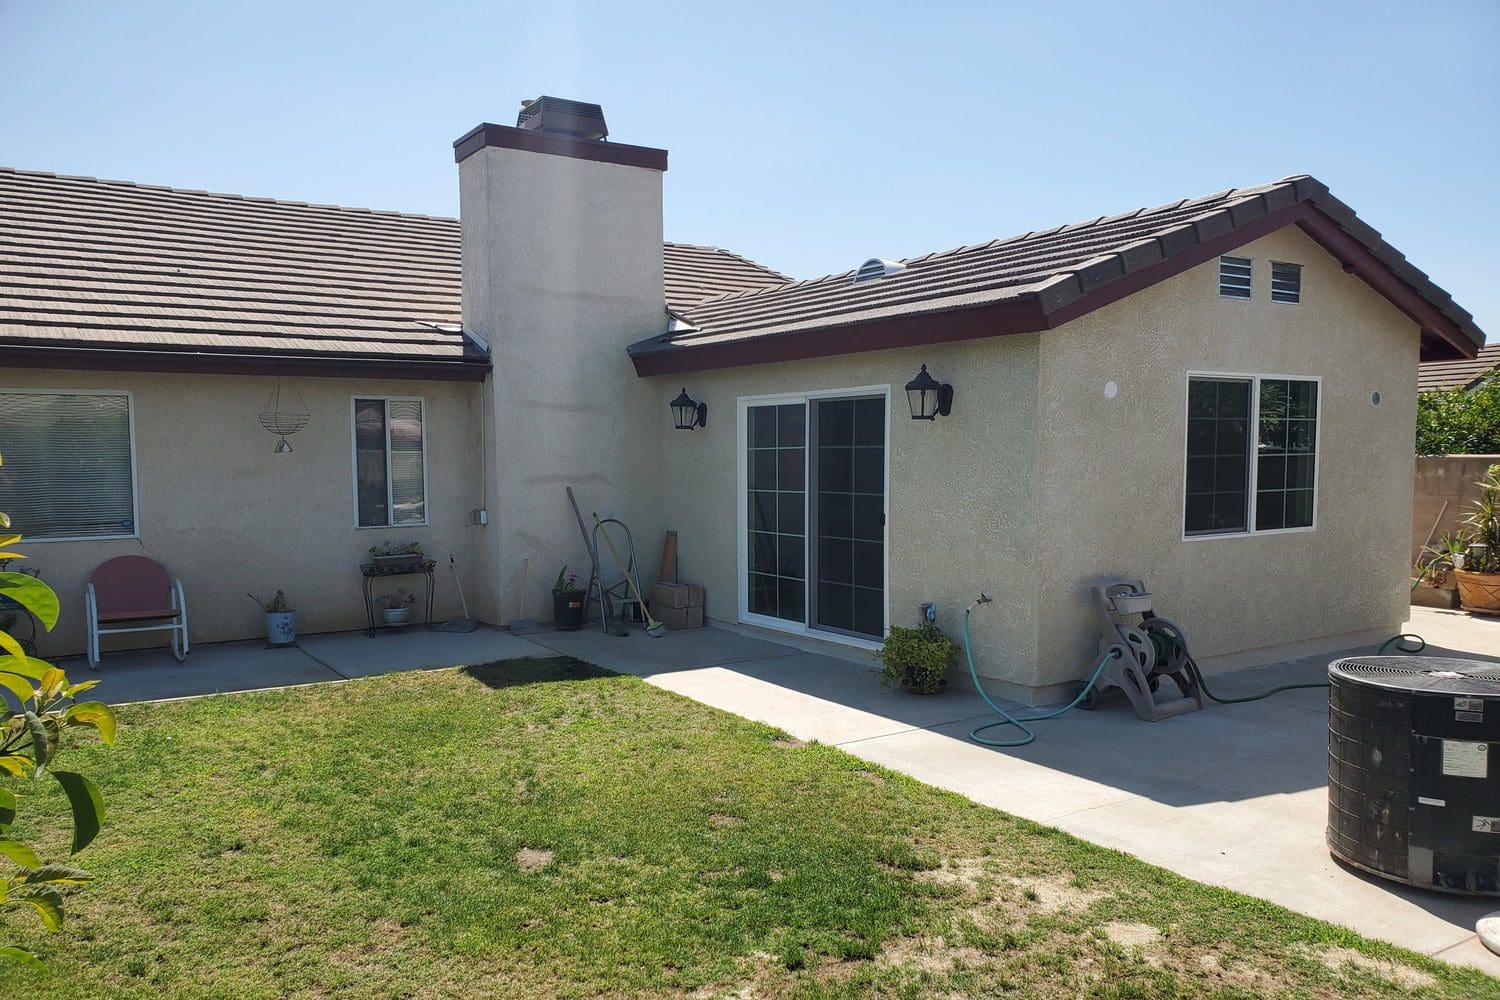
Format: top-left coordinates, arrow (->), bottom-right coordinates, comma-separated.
0,342 -> 493,382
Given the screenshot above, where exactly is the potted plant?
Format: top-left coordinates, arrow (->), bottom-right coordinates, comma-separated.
368,541 -> 424,567
878,623 -> 959,694
377,589 -> 417,627
246,590 -> 296,646
1455,464 -> 1500,614
552,566 -> 586,630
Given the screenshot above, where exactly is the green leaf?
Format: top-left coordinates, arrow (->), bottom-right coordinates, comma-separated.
0,839 -> 41,870
0,574 -> 58,631
0,631 -> 24,666
0,671 -> 34,706
21,887 -> 63,931
65,702 -> 117,745
0,656 -> 52,682
22,712 -> 47,771
0,511 -> 9,529
17,863 -> 92,885
50,772 -> 103,854
0,756 -> 30,778
0,788 -> 14,830
0,945 -> 45,970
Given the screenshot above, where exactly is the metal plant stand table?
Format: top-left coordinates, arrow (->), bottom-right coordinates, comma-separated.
359,559 -> 436,637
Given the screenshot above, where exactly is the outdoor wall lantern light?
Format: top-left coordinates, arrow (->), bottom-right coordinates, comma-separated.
670,388 -> 708,430
904,365 -> 953,420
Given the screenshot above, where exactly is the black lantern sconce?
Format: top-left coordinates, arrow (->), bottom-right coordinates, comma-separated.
904,365 -> 953,420
670,388 -> 708,430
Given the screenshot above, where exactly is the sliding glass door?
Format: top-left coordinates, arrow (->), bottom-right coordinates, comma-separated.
743,392 -> 886,641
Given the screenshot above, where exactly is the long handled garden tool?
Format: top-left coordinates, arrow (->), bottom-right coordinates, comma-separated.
592,512 -> 667,638
436,554 -> 478,633
567,486 -> 623,635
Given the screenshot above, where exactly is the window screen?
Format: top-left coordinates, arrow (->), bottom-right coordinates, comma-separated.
1270,261 -> 1302,304
0,392 -> 135,540
354,398 -> 426,528
1219,255 -> 1252,299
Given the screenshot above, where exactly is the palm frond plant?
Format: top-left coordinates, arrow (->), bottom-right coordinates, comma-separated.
1454,464 -> 1500,611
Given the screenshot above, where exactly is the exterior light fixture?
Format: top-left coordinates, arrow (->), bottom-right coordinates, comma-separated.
670,388 -> 707,430
904,365 -> 953,420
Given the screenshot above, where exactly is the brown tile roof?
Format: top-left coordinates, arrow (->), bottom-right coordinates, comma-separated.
663,243 -> 787,313
1419,343 -> 1500,393
0,168 -> 785,376
629,175 -> 1484,376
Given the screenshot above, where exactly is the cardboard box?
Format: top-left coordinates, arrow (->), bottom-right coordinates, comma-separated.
656,605 -> 704,630
652,582 -> 705,610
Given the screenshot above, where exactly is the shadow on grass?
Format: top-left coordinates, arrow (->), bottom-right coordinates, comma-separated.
461,655 -> 618,690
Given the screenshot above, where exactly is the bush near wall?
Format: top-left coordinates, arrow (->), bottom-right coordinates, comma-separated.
1416,377 -> 1500,455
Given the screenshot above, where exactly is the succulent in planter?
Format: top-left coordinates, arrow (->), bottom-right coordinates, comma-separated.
878,623 -> 959,694
377,590 -> 417,610
246,590 -> 297,646
368,541 -> 424,563
1417,531 -> 1468,588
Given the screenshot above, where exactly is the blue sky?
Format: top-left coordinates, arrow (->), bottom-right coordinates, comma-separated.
2,1 -> 1496,336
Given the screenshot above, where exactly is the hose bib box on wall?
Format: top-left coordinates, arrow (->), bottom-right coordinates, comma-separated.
1326,655 -> 1500,895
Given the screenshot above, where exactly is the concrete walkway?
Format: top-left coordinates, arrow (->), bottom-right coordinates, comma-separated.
80,609 -> 1500,975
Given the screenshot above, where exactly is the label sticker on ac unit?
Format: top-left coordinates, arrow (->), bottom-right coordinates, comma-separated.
1442,740 -> 1489,778
1455,697 -> 1484,722
1475,816 -> 1500,834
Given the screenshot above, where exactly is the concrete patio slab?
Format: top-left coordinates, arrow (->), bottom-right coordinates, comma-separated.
65,642 -> 338,703
527,623 -> 798,673
297,625 -> 550,677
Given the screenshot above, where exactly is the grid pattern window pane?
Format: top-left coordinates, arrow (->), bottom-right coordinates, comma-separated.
1255,379 -> 1317,530
355,398 -> 426,528
1270,261 -> 1302,304
1219,255 -> 1252,299
0,392 -> 134,540
1184,378 -> 1250,535
812,397 -> 884,638
746,403 -> 805,624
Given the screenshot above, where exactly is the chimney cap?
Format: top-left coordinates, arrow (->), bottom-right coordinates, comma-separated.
517,96 -> 608,142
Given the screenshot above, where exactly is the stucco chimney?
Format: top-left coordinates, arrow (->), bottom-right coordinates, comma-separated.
454,101 -> 669,627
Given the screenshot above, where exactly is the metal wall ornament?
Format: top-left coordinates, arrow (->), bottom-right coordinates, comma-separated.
258,379 -> 310,453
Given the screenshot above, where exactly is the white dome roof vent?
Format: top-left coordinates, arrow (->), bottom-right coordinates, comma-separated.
854,258 -> 907,283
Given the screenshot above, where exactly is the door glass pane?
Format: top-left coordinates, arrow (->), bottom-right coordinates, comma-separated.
811,397 -> 885,638
745,403 -> 805,623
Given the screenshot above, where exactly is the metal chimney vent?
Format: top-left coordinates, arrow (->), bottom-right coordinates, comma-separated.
855,258 -> 906,283
516,96 -> 608,141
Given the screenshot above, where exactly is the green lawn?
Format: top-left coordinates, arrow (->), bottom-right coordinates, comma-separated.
4,657 -> 1496,998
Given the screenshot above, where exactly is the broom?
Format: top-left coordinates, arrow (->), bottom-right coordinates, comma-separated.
435,554 -> 479,633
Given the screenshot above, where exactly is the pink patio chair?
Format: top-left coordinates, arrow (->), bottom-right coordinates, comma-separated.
84,556 -> 189,669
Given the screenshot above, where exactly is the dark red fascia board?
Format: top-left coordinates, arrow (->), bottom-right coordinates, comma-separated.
629,202 -> 1475,377
0,344 -> 492,382
453,123 -> 668,172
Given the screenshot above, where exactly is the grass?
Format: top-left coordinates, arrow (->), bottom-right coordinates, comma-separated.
3,656 -> 1496,998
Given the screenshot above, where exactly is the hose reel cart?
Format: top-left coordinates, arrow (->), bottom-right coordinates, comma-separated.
1084,579 -> 1205,722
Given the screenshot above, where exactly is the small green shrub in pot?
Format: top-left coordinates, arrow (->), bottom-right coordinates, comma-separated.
878,623 -> 959,694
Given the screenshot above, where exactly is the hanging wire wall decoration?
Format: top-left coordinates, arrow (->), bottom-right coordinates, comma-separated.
258,379 -> 310,453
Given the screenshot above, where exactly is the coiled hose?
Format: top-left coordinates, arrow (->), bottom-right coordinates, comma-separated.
961,596 -> 1427,747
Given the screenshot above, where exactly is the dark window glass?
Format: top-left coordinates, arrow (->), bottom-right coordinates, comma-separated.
354,399 -> 389,528
1255,378 -> 1317,529
810,397 -> 885,637
1184,379 -> 1250,534
746,403 -> 806,623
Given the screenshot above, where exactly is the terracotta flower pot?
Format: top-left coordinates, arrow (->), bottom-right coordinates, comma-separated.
1454,570 -> 1500,614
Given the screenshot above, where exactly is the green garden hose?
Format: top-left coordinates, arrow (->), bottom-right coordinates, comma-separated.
960,595 -> 1428,747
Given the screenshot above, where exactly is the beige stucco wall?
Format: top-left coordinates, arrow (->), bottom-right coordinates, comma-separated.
652,336 -> 1042,684
460,143 -> 667,625
1034,226 -> 1420,689
2,368 -> 486,657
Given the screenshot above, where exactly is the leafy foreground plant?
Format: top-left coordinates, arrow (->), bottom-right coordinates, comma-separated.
0,450 -> 116,968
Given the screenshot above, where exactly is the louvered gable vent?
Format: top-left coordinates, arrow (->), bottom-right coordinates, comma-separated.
1219,255 -> 1252,299
1271,261 -> 1302,304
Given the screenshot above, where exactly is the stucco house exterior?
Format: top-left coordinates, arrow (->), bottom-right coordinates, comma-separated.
0,97 -> 1484,701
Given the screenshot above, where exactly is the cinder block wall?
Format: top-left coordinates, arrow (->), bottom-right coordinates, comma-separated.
1412,455 -> 1500,565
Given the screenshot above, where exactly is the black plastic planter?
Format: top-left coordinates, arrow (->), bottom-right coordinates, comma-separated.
553,590 -> 586,630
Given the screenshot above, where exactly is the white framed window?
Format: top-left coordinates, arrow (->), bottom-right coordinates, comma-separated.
0,390 -> 138,542
1184,373 -> 1320,539
352,397 -> 427,528
1218,255 -> 1252,299
1270,261 -> 1302,304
